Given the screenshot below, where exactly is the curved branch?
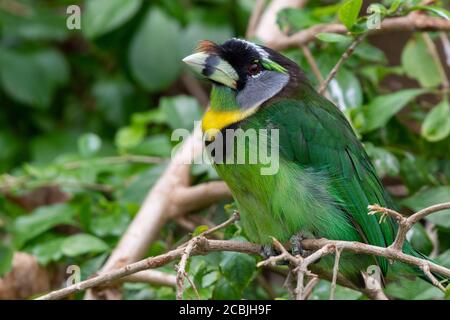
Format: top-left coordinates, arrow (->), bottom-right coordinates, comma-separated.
269,15 -> 450,50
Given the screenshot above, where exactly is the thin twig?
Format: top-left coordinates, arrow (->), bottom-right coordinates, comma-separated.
199,211 -> 240,237
270,15 -> 450,50
362,266 -> 388,300
180,73 -> 209,107
303,276 -> 319,300
36,239 -> 262,300
183,271 -> 201,299
301,45 -> 324,84
425,221 -> 439,259
176,238 -> 200,300
283,269 -> 296,299
300,44 -> 334,100
122,270 -> 176,287
318,34 -> 367,95
329,246 -> 343,300
421,264 -> 446,291
422,33 -> 450,90
295,265 -> 306,300
176,211 -> 239,299
63,155 -> 166,170
369,202 -> 450,252
439,32 -> 450,67
0,0 -> 32,16
246,0 -> 266,38
304,238 -> 450,280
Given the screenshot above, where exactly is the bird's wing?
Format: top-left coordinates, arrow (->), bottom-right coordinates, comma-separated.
266,97 -> 397,273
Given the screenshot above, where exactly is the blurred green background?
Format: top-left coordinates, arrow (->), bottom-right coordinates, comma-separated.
0,0 -> 449,300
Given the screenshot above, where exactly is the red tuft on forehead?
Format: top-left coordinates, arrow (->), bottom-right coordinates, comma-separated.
196,40 -> 220,54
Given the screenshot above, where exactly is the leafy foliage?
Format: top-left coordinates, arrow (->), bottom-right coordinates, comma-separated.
0,0 -> 449,300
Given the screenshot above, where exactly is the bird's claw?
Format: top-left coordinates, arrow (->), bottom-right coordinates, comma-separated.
289,234 -> 304,257
289,233 -> 316,260
260,244 -> 277,260
260,244 -> 288,265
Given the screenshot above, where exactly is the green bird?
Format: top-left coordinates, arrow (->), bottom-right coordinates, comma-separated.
183,39 -> 447,290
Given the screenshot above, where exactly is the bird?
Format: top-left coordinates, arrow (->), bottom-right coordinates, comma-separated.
182,38 -> 447,291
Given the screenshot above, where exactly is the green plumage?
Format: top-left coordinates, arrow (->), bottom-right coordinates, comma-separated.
209,85 -> 441,288
183,38 -> 447,289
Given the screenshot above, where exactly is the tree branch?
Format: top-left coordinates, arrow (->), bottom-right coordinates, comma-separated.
36,239 -> 261,300
37,202 -> 450,300
329,246 -> 343,300
269,15 -> 450,50
368,202 -> 450,252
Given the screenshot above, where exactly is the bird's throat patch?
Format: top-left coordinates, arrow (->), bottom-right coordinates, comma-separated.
201,108 -> 257,139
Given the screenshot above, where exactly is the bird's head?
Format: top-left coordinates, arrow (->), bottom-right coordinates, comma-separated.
183,38 -> 302,135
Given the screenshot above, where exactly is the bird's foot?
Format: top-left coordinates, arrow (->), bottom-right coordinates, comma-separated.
289,234 -> 304,257
289,233 -> 315,260
260,244 -> 277,260
260,244 -> 288,265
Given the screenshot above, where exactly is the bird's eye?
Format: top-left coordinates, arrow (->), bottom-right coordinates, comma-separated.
248,63 -> 261,76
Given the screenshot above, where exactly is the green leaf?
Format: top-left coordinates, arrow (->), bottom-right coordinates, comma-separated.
359,89 -> 426,133
83,0 -> 142,38
435,250 -> 450,268
26,236 -> 65,265
92,78 -> 137,127
338,0 -> 362,30
61,234 -> 109,257
0,130 -> 20,161
131,110 -> 167,126
385,277 -> 442,300
316,32 -> 352,43
78,133 -> 102,157
129,8 -> 182,92
160,95 -> 202,131
408,224 -> 432,255
13,204 -> 76,248
31,131 -> 79,163
421,99 -> 450,142
353,42 -> 387,63
212,277 -> 241,300
202,270 -> 220,287
0,49 -> 68,108
402,186 -> 450,228
0,8 -> 69,41
410,6 -> 450,20
192,225 -> 209,236
120,165 -> 165,204
310,280 -> 362,300
387,0 -> 402,15
0,244 -> 13,277
115,125 -> 146,150
401,34 -> 442,88
219,250 -> 256,291
365,143 -> 400,177
277,8 -> 321,33
79,253 -> 109,281
90,205 -> 131,238
328,67 -> 363,110
130,135 -> 172,157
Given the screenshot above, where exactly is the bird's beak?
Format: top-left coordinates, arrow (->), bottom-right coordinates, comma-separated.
182,52 -> 238,89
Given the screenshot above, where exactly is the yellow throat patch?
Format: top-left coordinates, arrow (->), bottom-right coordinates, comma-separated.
201,108 -> 257,140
